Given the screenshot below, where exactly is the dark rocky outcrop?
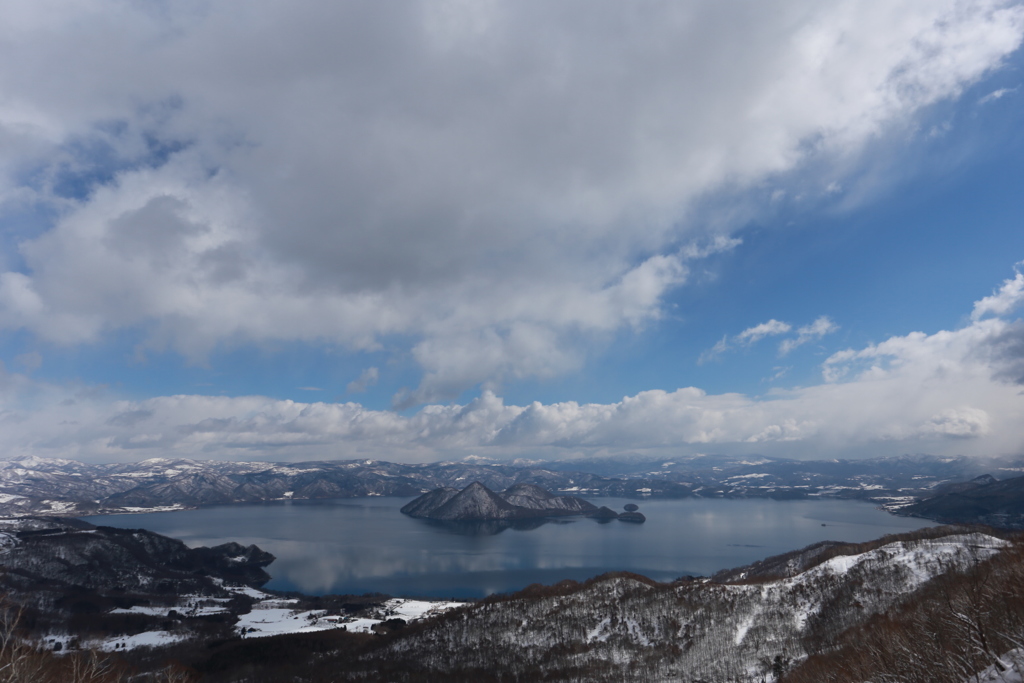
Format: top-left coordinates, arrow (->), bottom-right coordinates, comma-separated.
587,506 -> 620,520
501,483 -> 597,514
398,487 -> 460,518
618,511 -> 646,523
615,503 -> 645,523
401,482 -> 596,521
192,541 -> 276,585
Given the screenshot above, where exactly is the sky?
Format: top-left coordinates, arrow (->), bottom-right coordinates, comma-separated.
2,0 -> 1024,464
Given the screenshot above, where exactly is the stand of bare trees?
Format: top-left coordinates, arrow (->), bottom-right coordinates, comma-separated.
0,601 -> 195,683
786,537 -> 1024,683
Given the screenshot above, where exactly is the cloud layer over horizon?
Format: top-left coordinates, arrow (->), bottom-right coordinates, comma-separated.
1,267 -> 1022,464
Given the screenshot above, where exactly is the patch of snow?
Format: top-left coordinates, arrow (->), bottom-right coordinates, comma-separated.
974,648 -> 1024,683
624,618 -> 650,646
237,597 -> 464,639
109,601 -> 229,617
236,607 -> 337,637
225,585 -> 274,600
384,599 -> 464,621
105,504 -> 188,514
734,614 -> 755,645
41,500 -> 77,513
587,617 -> 612,642
89,630 -> 189,652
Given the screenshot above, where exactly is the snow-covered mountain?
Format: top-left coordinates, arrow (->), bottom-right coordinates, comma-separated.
401,481 -> 597,520
356,530 -> 1006,682
0,453 -> 1020,523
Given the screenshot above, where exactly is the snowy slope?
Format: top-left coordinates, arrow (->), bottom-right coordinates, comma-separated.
373,533 -> 1007,682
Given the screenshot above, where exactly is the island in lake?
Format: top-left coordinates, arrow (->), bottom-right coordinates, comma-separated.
401,481 -> 645,523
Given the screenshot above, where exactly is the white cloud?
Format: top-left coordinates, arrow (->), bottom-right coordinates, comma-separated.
0,1 -> 1022,401
1,268 -> 1023,463
979,86 -> 1018,103
701,315 -> 837,362
779,316 -> 840,355
737,320 -> 793,344
697,336 -> 730,365
972,262 -> 1024,319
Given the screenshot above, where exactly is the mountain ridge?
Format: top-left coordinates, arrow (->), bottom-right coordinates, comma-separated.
1,453 -> 1022,527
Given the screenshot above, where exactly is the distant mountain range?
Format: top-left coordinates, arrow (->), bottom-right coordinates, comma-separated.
1,452 -> 1022,525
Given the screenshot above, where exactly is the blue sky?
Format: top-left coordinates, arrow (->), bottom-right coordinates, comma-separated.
2,1 -> 1024,463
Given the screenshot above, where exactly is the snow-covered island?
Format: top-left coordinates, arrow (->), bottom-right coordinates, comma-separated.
400,481 -> 598,521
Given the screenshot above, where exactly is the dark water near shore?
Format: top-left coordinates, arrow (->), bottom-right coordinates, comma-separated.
82,497 -> 936,599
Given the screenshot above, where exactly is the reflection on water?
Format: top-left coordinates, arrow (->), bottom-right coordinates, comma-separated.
420,517 -> 560,536
83,497 -> 937,599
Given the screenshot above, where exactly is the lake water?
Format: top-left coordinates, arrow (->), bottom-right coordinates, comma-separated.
82,497 -> 936,599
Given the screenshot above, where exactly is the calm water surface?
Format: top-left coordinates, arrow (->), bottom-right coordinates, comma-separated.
82,497 -> 935,598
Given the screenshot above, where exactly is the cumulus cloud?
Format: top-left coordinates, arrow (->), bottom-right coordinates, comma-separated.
972,262 -> 1024,319
0,1 -> 1021,400
737,320 -> 793,344
700,315 -> 837,362
0,267 -> 1022,463
779,316 -> 840,355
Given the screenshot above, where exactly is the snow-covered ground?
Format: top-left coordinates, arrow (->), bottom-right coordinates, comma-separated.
90,630 -> 190,652
237,596 -> 465,639
364,532 -> 1011,683
975,649 -> 1024,683
60,581 -> 467,651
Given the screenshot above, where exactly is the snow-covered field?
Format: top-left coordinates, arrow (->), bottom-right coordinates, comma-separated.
65,585 -> 467,652
236,596 -> 465,639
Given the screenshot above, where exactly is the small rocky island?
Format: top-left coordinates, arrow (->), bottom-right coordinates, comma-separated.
401,482 -> 597,521
586,503 -> 647,523
619,503 -> 647,523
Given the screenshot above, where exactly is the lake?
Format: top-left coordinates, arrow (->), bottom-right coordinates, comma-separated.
82,497 -> 936,599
